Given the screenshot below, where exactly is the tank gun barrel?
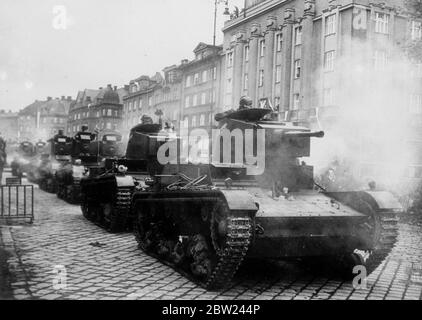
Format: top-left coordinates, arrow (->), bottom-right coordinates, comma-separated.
283,131 -> 325,138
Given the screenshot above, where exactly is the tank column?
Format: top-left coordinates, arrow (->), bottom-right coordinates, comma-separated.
248,23 -> 260,107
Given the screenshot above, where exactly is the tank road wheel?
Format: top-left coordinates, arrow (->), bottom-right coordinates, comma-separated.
338,200 -> 399,278
134,204 -> 163,252
81,199 -> 95,222
133,197 -> 253,290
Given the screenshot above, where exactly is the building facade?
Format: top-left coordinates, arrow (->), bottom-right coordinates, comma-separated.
18,96 -> 73,142
122,68 -> 182,137
180,43 -> 223,131
221,0 -> 422,189
67,85 -> 127,137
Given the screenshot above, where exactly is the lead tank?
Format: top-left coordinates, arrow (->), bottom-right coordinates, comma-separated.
130,108 -> 401,290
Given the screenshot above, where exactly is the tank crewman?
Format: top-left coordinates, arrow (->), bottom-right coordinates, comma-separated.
215,96 -> 254,122
74,125 -> 96,141
0,132 -> 6,184
238,95 -> 253,110
141,115 -> 153,125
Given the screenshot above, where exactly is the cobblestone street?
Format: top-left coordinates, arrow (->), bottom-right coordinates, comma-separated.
1,175 -> 422,300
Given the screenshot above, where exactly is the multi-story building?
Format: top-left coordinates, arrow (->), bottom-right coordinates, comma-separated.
0,110 -> 19,143
18,96 -> 73,141
67,85 -> 127,137
122,74 -> 163,136
221,0 -> 422,189
180,43 -> 223,131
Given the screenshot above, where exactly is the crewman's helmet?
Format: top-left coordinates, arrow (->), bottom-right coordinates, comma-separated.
239,96 -> 253,110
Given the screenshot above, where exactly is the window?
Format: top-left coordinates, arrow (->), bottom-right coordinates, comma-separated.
201,92 -> 207,105
276,33 -> 283,52
295,26 -> 302,45
374,50 -> 388,69
375,12 -> 389,34
325,14 -> 336,35
186,75 -> 192,87
107,109 -> 112,116
323,88 -> 334,106
192,115 -> 197,128
148,96 -> 153,106
412,21 -> 422,41
213,67 -> 217,80
244,74 -> 249,90
199,114 -> 205,126
244,45 -> 250,61
274,97 -> 281,111
138,99 -> 143,110
293,94 -> 300,110
129,102 -> 133,112
275,65 -> 282,83
227,52 -> 234,67
294,60 -> 301,79
193,94 -> 198,106
202,70 -> 208,83
193,73 -> 200,85
259,40 -> 265,57
410,94 -> 422,114
259,70 -> 264,87
324,51 -> 336,71
185,96 -> 190,108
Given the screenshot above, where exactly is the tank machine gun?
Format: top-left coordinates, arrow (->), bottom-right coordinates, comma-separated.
128,107 -> 401,290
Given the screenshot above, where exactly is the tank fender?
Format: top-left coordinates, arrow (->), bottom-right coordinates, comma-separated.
327,191 -> 403,212
115,175 -> 135,188
362,191 -> 403,211
219,190 -> 258,213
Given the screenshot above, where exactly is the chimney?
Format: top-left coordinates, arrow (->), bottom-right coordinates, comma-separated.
99,87 -> 103,90
124,85 -> 129,91
61,96 -> 65,100
67,96 -> 72,100
47,96 -> 52,101
114,86 -> 117,91
181,59 -> 188,65
107,84 -> 112,89
86,97 -> 92,103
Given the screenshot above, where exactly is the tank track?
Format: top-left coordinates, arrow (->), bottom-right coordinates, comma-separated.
134,197 -> 253,290
364,209 -> 399,274
108,187 -> 133,233
206,216 -> 252,289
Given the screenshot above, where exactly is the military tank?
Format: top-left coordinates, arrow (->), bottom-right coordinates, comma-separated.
37,131 -> 72,193
130,107 -> 401,290
80,125 -> 157,232
56,126 -> 96,204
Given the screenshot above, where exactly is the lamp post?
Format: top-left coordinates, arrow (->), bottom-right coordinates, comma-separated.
213,0 -> 230,46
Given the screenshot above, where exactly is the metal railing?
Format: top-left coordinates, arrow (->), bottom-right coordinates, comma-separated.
0,184 -> 34,224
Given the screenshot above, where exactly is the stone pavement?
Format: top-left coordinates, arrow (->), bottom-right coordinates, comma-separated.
0,179 -> 422,300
